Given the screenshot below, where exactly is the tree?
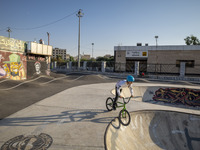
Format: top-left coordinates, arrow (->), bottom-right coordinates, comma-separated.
96,56 -> 114,61
96,56 -> 105,61
184,35 -> 200,45
56,55 -> 64,62
69,56 -> 74,62
90,58 -> 96,61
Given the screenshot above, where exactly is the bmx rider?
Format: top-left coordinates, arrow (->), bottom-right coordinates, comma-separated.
113,75 -> 135,110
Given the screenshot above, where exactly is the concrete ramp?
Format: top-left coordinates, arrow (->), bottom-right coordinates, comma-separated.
111,86 -> 200,107
104,110 -> 200,150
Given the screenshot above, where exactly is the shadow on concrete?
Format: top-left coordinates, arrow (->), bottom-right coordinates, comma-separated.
0,109 -> 114,126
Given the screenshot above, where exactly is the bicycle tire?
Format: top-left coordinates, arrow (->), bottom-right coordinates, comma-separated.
123,97 -> 131,104
119,109 -> 131,126
106,97 -> 113,111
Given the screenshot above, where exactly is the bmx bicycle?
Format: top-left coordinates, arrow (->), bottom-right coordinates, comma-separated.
106,97 -> 131,126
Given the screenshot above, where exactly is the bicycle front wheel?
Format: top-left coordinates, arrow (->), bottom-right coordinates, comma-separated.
119,109 -> 131,126
106,97 -> 113,111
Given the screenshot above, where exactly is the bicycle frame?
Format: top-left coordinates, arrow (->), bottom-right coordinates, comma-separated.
116,101 -> 126,110
115,97 -> 131,109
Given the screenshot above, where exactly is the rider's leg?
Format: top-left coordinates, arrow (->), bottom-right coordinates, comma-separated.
113,87 -> 118,110
113,88 -> 122,110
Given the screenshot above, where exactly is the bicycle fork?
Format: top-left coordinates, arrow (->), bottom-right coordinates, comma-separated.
121,104 -> 127,118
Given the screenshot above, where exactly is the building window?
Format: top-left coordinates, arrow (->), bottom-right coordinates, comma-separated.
176,60 -> 195,67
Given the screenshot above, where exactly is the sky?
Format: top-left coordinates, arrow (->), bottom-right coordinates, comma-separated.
0,0 -> 200,57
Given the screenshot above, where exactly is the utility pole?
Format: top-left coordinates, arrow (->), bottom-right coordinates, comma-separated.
92,43 -> 94,58
47,32 -> 50,45
76,9 -> 84,69
46,32 -> 50,71
7,27 -> 12,38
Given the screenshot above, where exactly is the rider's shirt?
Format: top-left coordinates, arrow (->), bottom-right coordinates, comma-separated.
115,80 -> 133,96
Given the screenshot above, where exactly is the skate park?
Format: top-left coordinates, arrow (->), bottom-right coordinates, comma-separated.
1,0 -> 200,149
0,72 -> 200,150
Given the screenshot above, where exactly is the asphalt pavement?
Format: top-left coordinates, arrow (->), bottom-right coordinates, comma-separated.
0,72 -> 118,120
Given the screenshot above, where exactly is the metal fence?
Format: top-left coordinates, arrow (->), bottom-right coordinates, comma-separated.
56,62 -> 67,69
71,62 -> 84,70
52,61 -> 200,77
147,64 -> 179,75
147,64 -> 200,76
86,61 -> 102,71
105,61 -> 115,72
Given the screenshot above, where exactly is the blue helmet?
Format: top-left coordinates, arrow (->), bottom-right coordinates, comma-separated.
127,75 -> 135,82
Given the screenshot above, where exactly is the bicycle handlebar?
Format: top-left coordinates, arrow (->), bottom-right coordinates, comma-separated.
122,97 -> 132,104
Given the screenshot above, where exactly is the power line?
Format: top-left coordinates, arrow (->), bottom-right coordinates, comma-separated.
6,10 -> 79,31
0,27 -> 8,31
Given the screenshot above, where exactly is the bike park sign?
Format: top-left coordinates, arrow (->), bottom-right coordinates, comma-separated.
126,50 -> 148,58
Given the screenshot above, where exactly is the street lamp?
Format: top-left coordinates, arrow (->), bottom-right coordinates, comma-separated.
92,43 -> 94,58
154,35 -> 159,74
7,27 -> 12,38
155,36 -> 158,47
76,9 -> 84,69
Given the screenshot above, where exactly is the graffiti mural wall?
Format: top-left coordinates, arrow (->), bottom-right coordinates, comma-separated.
0,52 -> 27,80
26,55 -> 48,78
0,36 -> 52,80
0,36 -> 27,80
153,88 -> 200,106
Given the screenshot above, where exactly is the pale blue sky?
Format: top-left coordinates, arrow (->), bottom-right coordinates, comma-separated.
0,0 -> 200,57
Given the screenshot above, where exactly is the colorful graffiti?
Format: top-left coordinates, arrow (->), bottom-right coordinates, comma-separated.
0,53 -> 26,80
0,36 -> 26,52
153,88 -> 200,106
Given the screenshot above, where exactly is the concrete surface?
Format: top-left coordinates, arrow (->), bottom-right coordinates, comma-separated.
0,74 -> 200,150
105,110 -> 200,150
0,82 -> 116,150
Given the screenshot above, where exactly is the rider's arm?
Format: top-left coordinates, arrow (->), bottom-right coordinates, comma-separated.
116,80 -> 126,97
116,88 -> 122,97
129,85 -> 134,97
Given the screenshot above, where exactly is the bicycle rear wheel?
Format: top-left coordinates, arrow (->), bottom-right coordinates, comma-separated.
119,109 -> 131,126
106,97 -> 113,111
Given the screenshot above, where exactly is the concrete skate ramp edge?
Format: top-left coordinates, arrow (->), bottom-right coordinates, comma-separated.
111,86 -> 200,107
104,110 -> 200,150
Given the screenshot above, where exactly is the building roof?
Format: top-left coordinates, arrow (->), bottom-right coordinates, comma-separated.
114,45 -> 200,51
